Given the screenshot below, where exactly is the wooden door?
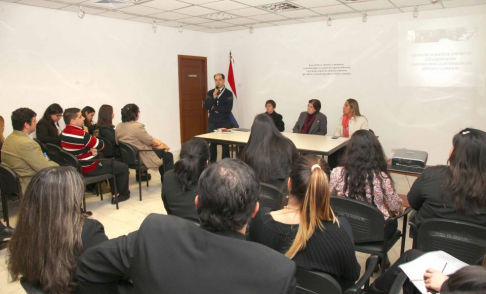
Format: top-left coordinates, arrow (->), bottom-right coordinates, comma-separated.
178,55 -> 208,144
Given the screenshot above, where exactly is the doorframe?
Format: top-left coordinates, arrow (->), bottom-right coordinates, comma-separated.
178,55 -> 208,145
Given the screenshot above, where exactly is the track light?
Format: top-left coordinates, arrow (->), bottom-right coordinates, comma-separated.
413,6 -> 418,18
362,12 -> 367,23
249,26 -> 254,34
430,0 -> 440,3
78,5 -> 85,19
327,17 -> 332,26
178,25 -> 183,33
152,20 -> 157,33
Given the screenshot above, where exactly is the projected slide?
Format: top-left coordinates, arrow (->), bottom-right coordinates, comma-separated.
398,15 -> 485,87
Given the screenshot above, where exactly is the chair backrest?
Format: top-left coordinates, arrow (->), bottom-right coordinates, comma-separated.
295,268 -> 342,294
118,142 -> 140,166
59,150 -> 81,172
259,183 -> 283,210
330,197 -> 385,243
416,218 -> 486,265
0,164 -> 22,198
20,277 -> 47,294
45,143 -> 64,166
33,138 -> 48,153
97,137 -> 114,158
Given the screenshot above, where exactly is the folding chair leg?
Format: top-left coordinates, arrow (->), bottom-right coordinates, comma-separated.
82,195 -> 87,213
100,182 -> 104,201
1,193 -> 9,227
400,214 -> 408,256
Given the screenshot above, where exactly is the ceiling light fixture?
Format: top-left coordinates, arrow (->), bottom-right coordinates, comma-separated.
430,0 -> 440,3
327,17 -> 332,26
413,6 -> 418,18
178,25 -> 183,33
152,20 -> 157,33
362,12 -> 367,23
249,26 -> 254,34
78,5 -> 85,19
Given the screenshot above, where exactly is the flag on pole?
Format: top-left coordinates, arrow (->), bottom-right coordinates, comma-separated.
228,51 -> 239,127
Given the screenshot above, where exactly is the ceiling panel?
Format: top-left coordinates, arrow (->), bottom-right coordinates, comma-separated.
366,8 -> 401,16
227,7 -> 269,16
129,16 -> 157,23
119,5 -> 163,15
298,15 -> 332,23
180,0 -> 222,4
58,0 -> 87,4
201,0 -> 249,11
179,17 -> 213,24
291,0 -> 340,8
203,20 -> 235,28
250,13 -> 288,21
16,0 -> 67,9
235,0 -> 284,5
174,5 -> 217,16
345,0 -> 396,11
140,0 -> 191,11
224,25 -> 251,30
330,12 -> 363,19
150,11 -> 190,19
181,24 -> 208,30
222,17 -> 259,24
277,8 -> 320,18
61,4 -> 104,14
311,4 -> 355,15
443,0 -> 486,8
390,0 -> 434,6
97,11 -> 137,19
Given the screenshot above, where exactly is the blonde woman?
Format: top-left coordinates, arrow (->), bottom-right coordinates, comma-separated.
333,99 -> 369,138
249,155 -> 360,290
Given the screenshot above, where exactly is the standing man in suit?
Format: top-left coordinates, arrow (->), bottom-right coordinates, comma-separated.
1,108 -> 58,193
204,73 -> 234,163
77,158 -> 296,294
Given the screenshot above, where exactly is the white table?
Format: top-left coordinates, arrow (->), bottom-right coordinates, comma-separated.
195,131 -> 349,157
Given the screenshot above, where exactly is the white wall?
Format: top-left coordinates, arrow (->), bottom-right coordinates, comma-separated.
212,6 -> 486,165
1,2 -> 485,165
0,1 -> 214,154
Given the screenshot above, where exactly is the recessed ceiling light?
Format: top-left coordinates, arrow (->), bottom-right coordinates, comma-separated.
201,12 -> 237,20
259,2 -> 303,13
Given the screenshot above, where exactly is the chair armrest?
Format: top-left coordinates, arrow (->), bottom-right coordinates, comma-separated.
343,255 -> 379,294
81,158 -> 114,164
139,149 -> 155,152
390,207 -> 413,221
389,271 -> 408,294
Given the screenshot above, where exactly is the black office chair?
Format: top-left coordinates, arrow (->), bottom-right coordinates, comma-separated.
296,255 -> 379,294
0,164 -> 22,227
97,136 -> 115,159
389,271 -> 408,294
33,138 -> 48,153
60,150 -> 119,210
118,142 -> 151,201
45,143 -> 64,166
414,218 -> 486,265
259,183 -> 283,210
20,277 -> 46,294
330,197 -> 412,271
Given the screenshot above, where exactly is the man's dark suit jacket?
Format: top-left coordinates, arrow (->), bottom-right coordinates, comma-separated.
36,118 -> 61,145
77,213 -> 296,294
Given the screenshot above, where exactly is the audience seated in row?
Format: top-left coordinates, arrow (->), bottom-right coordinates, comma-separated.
96,104 -> 119,159
249,155 -> 361,290
240,113 -> 298,188
115,103 -> 174,182
81,106 -> 97,135
60,108 -> 130,204
7,166 -> 108,294
162,138 -> 209,223
1,108 -> 58,192
36,103 -> 63,145
408,128 -> 486,233
76,159 -> 297,294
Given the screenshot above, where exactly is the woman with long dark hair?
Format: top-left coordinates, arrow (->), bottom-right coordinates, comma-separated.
36,103 -> 63,145
116,104 -> 174,182
292,99 -> 327,135
240,114 -> 298,187
81,106 -> 96,135
408,128 -> 486,229
97,104 -> 119,158
250,155 -> 360,290
7,166 -> 107,294
329,130 -> 402,236
162,138 -> 209,222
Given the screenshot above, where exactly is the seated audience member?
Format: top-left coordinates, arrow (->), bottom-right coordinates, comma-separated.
292,99 -> 327,135
368,249 -> 486,294
329,130 -> 402,238
97,104 -> 119,159
240,114 -> 298,188
265,99 -> 285,132
249,155 -> 360,290
408,128 -> 486,232
7,166 -> 108,293
77,159 -> 297,294
1,108 -> 58,193
61,108 -> 130,204
36,103 -> 63,145
333,99 -> 368,138
81,106 -> 96,135
162,138 -> 208,223
116,104 -> 174,182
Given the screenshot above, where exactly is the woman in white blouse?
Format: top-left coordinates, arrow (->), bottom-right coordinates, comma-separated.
333,99 -> 368,138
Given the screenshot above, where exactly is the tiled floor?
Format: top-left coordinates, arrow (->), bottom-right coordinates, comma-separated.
0,165 -> 416,293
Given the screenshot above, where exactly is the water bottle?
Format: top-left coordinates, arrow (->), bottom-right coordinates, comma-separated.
43,152 -> 50,161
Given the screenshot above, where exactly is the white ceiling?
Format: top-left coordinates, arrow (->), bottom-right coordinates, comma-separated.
4,0 -> 486,33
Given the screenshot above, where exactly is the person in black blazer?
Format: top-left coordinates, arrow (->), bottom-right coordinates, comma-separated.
96,104 -> 119,159
265,99 -> 285,132
162,138 -> 209,223
292,99 -> 327,135
77,159 -> 296,294
36,103 -> 63,145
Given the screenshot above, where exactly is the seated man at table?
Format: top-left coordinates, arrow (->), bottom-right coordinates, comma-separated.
76,159 -> 297,294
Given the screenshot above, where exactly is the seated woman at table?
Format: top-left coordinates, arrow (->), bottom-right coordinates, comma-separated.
408,128 -> 486,233
329,130 -> 403,238
292,99 -> 327,135
265,99 -> 284,132
116,104 -> 174,182
162,138 -> 208,223
333,99 -> 368,138
249,155 -> 360,290
7,166 -> 108,294
240,114 -> 298,188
